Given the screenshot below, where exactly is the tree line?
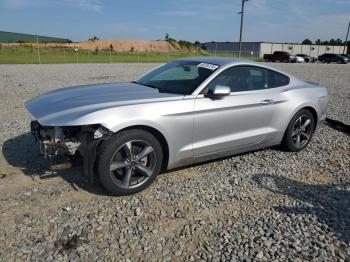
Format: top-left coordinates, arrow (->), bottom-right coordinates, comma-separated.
302,38 -> 349,45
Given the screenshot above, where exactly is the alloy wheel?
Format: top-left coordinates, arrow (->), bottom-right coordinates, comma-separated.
109,140 -> 156,189
291,115 -> 312,148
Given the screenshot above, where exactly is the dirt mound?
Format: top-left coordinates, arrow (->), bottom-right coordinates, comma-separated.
80,39 -> 177,52
2,39 -> 178,52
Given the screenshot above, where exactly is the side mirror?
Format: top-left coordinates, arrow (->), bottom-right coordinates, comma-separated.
206,85 -> 231,98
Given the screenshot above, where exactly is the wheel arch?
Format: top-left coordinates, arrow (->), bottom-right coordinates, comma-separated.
280,104 -> 319,145
302,106 -> 318,131
286,104 -> 318,131
280,105 -> 318,152
116,125 -> 170,171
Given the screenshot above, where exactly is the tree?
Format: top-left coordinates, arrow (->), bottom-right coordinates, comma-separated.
165,33 -> 170,41
178,40 -> 192,49
302,39 -> 313,45
329,38 -> 336,45
335,38 -> 343,45
89,36 -> 99,41
315,39 -> 321,45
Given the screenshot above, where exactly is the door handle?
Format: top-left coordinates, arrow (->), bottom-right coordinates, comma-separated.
260,99 -> 274,105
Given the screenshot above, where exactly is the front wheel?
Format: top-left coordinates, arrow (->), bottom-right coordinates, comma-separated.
281,109 -> 315,152
96,129 -> 163,196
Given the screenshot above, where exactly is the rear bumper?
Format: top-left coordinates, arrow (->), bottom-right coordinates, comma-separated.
316,117 -> 326,130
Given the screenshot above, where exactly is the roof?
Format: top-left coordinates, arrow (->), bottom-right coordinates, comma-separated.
176,56 -> 240,66
0,31 -> 71,43
176,56 -> 296,80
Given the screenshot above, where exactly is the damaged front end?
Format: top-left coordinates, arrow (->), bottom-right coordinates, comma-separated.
30,121 -> 112,184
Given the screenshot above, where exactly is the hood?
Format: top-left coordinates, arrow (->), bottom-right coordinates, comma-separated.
25,82 -> 182,126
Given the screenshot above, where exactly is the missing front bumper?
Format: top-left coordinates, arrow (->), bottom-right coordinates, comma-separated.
30,120 -> 112,184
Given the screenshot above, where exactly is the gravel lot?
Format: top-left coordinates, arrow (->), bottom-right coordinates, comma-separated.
0,63 -> 349,261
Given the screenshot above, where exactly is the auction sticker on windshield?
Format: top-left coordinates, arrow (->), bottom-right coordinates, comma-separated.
197,63 -> 219,71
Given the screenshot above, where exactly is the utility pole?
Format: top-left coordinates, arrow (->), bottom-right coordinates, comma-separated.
36,35 -> 41,64
109,40 -> 112,63
344,21 -> 350,54
238,0 -> 248,59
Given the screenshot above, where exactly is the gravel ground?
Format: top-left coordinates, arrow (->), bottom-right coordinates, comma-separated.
0,63 -> 349,261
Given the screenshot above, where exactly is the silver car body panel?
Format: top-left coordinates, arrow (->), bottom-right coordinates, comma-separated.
25,57 -> 328,169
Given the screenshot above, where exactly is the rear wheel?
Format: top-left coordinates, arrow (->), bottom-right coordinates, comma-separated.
97,129 -> 163,196
281,109 -> 315,152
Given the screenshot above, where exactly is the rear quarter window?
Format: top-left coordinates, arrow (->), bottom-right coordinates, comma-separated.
268,70 -> 290,88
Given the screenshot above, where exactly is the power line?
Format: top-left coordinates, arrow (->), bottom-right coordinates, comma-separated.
238,0 -> 248,59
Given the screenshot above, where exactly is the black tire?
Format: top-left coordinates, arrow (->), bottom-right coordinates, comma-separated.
96,129 -> 163,196
281,109 -> 315,152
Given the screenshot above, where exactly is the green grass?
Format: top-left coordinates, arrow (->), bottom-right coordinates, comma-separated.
0,45 -> 262,64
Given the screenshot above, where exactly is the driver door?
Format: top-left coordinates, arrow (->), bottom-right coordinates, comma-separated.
193,66 -> 280,158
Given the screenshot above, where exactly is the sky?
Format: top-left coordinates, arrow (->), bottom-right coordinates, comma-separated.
0,0 -> 349,43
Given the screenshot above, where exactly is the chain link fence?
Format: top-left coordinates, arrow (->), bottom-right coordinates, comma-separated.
210,50 -> 262,60
0,45 -> 262,64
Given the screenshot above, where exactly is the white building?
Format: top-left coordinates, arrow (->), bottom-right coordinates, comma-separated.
203,42 -> 348,58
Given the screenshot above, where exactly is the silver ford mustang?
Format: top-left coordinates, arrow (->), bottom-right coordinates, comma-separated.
26,57 -> 328,195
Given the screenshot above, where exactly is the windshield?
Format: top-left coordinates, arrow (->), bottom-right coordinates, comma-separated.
135,60 -> 219,95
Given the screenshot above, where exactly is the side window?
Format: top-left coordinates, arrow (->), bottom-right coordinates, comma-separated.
206,66 -> 268,92
246,68 -> 268,90
205,66 -> 289,93
268,70 -> 290,88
